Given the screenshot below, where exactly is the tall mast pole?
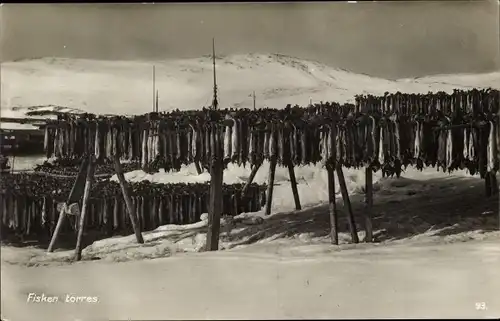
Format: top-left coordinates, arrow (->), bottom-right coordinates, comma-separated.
212,38 -> 218,110
253,91 -> 256,110
155,90 -> 159,113
152,65 -> 156,112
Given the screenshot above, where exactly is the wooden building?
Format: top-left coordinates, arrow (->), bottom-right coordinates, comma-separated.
0,126 -> 45,156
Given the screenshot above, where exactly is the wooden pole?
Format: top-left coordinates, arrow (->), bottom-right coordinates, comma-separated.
485,170 -> 500,230
206,128 -> 224,251
152,65 -> 156,112
253,91 -> 256,110
155,89 -> 159,113
113,155 -> 144,244
335,164 -> 359,243
491,172 -> 499,195
47,157 -> 89,252
327,165 -> 338,245
211,38 -> 218,110
265,158 -> 278,215
287,161 -> 301,210
364,166 -> 374,242
485,172 -> 492,197
497,174 -> 500,231
74,156 -> 96,261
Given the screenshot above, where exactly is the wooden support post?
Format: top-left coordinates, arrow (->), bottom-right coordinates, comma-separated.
206,131 -> 224,251
194,162 -> 203,175
47,157 -> 89,252
491,173 -> 499,195
485,171 -> 498,198
113,155 -> 144,244
265,158 -> 278,216
327,165 -> 338,245
485,172 -> 492,197
492,172 -> 500,231
152,65 -> 156,112
287,161 -> 301,210
335,164 -> 359,243
364,166 -> 374,243
74,156 -> 96,261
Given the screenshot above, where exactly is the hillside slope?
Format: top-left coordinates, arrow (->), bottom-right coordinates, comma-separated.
2,54 -> 499,120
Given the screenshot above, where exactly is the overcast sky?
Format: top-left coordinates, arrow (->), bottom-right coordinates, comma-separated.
1,1 -> 499,79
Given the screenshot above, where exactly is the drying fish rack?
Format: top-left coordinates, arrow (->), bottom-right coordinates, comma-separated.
0,175 -> 266,244
8,88 -> 500,259
32,154 -> 262,260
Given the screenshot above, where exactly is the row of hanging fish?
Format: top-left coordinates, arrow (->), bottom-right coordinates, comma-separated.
0,174 -> 267,238
42,88 -> 500,175
317,114 -> 500,177
354,88 -> 499,115
353,89 -> 500,177
43,108 -> 329,169
34,158 -> 141,176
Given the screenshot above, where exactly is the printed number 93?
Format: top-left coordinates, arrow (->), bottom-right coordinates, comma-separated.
475,302 -> 487,310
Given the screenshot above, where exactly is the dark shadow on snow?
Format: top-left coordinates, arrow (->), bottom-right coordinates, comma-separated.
228,174 -> 499,245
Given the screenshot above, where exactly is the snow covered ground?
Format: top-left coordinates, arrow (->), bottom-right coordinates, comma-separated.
1,54 -> 500,320
2,239 -> 499,320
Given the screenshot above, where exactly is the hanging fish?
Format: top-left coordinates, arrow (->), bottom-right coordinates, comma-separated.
487,121 -> 494,172
224,120 -> 232,162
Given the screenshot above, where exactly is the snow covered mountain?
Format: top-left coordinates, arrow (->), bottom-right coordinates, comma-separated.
2,53 -> 499,122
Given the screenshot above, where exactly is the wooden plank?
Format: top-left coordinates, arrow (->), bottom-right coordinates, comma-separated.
287,161 -> 301,210
336,164 -> 359,243
327,165 -> 338,245
206,127 -> 224,251
265,158 -> 278,216
364,166 -> 374,243
47,157 -> 89,252
74,156 -> 96,261
113,155 -> 144,244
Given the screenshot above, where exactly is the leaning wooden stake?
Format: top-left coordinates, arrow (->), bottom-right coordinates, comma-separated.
47,157 -> 89,252
241,163 -> 262,198
231,163 -> 262,214
206,129 -> 224,251
265,157 -> 278,215
113,155 -> 144,244
335,164 -> 359,243
287,161 -> 301,210
364,166 -> 374,243
74,156 -> 96,261
327,165 -> 339,245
